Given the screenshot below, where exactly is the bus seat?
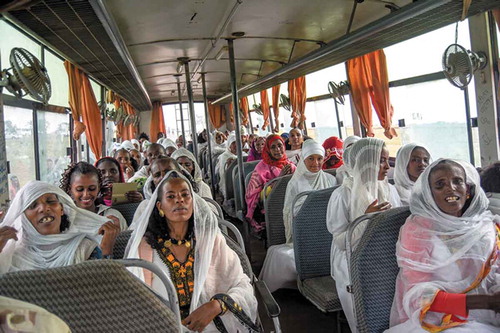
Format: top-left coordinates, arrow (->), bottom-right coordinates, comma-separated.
0,260 -> 180,332
324,168 -> 337,177
224,160 -> 238,201
113,230 -> 133,259
245,171 -> 252,187
264,175 -> 292,248
203,197 -> 224,220
233,160 -> 260,221
293,186 -> 342,314
112,202 -> 141,226
347,207 -> 410,333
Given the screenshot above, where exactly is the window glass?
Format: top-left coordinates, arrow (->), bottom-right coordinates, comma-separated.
4,105 -> 36,199
44,50 -> 69,107
385,21 -> 471,81
306,63 -> 347,97
90,80 -> 102,103
0,21 -> 41,101
37,110 -> 71,186
305,99 -> 341,143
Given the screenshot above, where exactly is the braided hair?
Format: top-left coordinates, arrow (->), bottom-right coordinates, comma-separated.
60,162 -> 103,195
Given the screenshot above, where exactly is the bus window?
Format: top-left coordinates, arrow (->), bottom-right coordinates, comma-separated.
44,50 -> 69,108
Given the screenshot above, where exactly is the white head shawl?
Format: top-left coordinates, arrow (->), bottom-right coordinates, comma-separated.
131,139 -> 140,150
160,138 -> 176,150
121,140 -> 135,151
347,138 -> 390,220
125,171 -> 219,313
342,135 -> 361,172
142,140 -> 152,151
171,148 -> 203,183
394,143 -> 430,205
283,140 -> 336,243
390,159 -> 497,327
0,181 -> 108,273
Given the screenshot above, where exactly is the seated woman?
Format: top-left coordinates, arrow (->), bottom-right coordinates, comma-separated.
114,148 -> 138,181
480,161 -> 500,215
217,133 -> 238,200
246,136 -> 265,162
125,171 -> 258,332
259,139 -> 336,292
60,162 -> 127,231
322,136 -> 344,170
327,138 -> 401,333
386,159 -> 500,333
285,128 -> 304,164
172,148 -> 212,199
0,181 -> 120,273
334,135 -> 360,184
160,138 -> 178,157
393,143 -> 431,205
245,135 -> 295,231
95,157 -> 143,204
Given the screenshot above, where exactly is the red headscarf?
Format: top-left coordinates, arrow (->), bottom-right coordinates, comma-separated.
262,135 -> 290,169
322,136 -> 344,169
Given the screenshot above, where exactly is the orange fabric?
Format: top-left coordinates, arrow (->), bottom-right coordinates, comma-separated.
288,77 -> 307,129
228,103 -> 234,123
64,61 -> 103,158
347,50 -> 397,139
150,101 -> 166,141
288,79 -> 298,128
272,85 -> 281,132
260,89 -> 271,129
208,101 -> 226,129
240,97 -> 250,126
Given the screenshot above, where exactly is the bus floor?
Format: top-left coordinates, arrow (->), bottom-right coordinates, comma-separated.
227,217 -> 352,333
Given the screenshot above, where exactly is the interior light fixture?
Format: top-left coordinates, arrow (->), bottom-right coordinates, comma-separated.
215,46 -> 228,61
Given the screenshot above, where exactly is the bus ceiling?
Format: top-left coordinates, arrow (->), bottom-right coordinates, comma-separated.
1,0 -> 499,109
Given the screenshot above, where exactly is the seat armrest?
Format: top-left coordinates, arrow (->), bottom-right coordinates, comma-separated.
255,280 -> 280,318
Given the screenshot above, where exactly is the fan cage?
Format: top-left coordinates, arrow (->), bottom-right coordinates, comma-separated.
10,47 -> 51,103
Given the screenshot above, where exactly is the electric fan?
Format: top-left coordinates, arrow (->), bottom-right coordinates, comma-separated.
328,80 -> 349,105
115,106 -> 124,125
0,47 -> 51,103
279,94 -> 290,111
442,44 -> 487,89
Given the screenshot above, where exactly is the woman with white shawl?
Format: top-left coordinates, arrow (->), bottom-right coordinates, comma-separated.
386,159 -> 500,332
217,133 -> 238,199
394,143 -> 431,205
259,140 -> 336,292
335,135 -> 360,184
125,171 -> 257,332
160,138 -> 178,157
172,148 -> 213,199
327,138 -> 401,332
0,181 -> 120,273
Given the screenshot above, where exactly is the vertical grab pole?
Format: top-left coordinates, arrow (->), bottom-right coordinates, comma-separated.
227,38 -> 251,259
463,87 -> 475,166
182,58 -> 199,162
174,74 -> 187,147
201,73 -> 217,197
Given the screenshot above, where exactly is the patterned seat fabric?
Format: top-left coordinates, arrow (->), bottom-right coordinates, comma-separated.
233,161 -> 260,215
112,230 -> 133,259
350,207 -> 410,333
264,175 -> 292,247
112,202 -> 141,226
0,260 -> 178,333
297,276 -> 342,313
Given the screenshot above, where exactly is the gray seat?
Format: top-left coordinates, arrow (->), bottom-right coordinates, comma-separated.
347,207 -> 410,333
324,168 -> 337,177
0,260 -> 180,333
112,230 -> 133,259
293,186 -> 342,314
223,160 -> 238,201
264,175 -> 292,247
112,202 -> 141,226
233,160 -> 260,221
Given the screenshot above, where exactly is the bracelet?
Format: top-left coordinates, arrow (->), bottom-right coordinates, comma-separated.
211,297 -> 227,316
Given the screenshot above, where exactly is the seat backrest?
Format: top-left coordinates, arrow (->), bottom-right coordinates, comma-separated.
233,160 -> 260,213
350,207 -> 410,333
293,186 -> 338,280
0,260 -> 179,333
112,202 -> 141,226
264,175 -> 292,247
223,233 -> 253,279
324,168 -> 337,177
113,230 -> 133,259
224,160 -> 238,200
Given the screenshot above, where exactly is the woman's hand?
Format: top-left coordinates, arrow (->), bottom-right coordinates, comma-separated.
364,199 -> 391,214
279,164 -> 293,177
98,217 -> 120,256
0,226 -> 18,253
126,190 -> 143,203
182,300 -> 221,332
468,293 -> 500,313
124,164 -> 135,179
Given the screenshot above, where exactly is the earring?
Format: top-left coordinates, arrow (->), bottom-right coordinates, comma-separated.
159,209 -> 165,217
466,194 -> 471,199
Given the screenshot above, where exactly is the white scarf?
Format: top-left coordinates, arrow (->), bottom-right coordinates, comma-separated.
394,143 -> 430,205
172,148 -> 203,184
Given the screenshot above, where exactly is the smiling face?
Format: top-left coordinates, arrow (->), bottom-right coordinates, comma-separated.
70,173 -> 99,211
304,154 -> 324,173
255,137 -> 265,153
97,160 -> 121,183
269,139 -> 285,160
429,162 -> 468,217
289,129 -> 303,149
177,157 -> 194,176
115,150 -> 131,167
24,193 -> 65,235
407,147 -> 430,182
378,146 -> 390,181
157,178 -> 193,224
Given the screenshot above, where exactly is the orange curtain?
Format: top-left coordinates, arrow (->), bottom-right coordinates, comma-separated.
260,89 -> 271,129
208,102 -> 226,129
64,61 -> 103,158
239,97 -> 249,126
272,85 -> 281,132
288,76 -> 306,129
347,49 -> 396,139
150,101 -> 166,141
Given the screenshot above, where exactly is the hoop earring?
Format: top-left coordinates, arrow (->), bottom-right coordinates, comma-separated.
159,209 -> 165,217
